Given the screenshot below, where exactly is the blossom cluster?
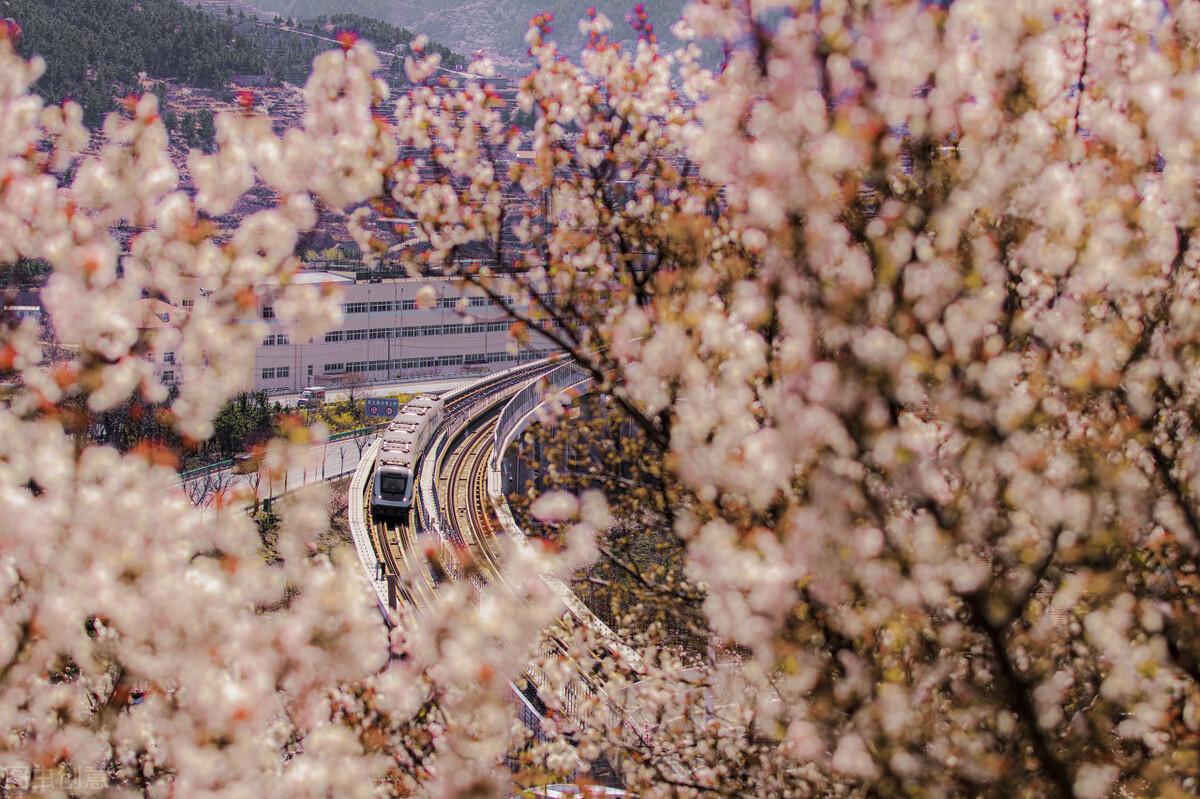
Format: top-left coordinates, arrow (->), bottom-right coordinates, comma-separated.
7,1 -> 1200,797
365,1 -> 1200,796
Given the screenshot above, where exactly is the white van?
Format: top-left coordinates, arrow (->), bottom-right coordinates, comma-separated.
298,386 -> 327,408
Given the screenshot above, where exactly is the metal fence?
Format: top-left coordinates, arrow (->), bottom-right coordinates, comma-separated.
177,423 -> 387,485
414,358 -> 564,588
177,458 -> 234,483
490,361 -> 592,474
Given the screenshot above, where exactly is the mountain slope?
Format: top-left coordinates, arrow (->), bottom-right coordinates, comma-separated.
241,0 -> 691,69
5,0 -> 466,124
4,0 -> 267,123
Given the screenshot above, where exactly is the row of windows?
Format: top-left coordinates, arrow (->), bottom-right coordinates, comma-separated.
265,294 -> 564,321
262,367 -> 291,380
262,333 -> 290,346
322,350 -> 550,375
341,298 -> 473,314
338,293 -> 558,315
324,320 -> 514,342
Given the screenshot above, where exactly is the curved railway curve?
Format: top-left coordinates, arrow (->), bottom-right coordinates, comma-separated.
348,357 -> 660,788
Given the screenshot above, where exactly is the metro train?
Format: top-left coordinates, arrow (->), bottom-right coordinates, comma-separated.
371,394 -> 445,517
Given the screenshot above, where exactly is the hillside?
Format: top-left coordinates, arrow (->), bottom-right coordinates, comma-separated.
4,0 -> 268,124
5,0 -> 466,125
237,0 -> 691,70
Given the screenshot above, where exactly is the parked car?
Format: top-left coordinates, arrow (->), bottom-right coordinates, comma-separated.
298,386 -> 327,408
232,452 -> 263,474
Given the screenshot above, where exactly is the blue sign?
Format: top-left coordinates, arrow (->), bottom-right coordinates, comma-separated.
364,397 -> 400,418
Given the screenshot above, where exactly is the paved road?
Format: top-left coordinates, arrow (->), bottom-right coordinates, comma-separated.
179,431 -> 379,509
181,373 -> 479,506
271,376 -> 475,408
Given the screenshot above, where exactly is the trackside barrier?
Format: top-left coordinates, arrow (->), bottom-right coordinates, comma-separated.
348,438 -> 395,620
486,362 -> 666,782
490,362 -> 590,474
328,422 -> 388,443
177,424 -> 384,485
416,357 -> 566,569
344,356 -> 568,742
178,459 -> 234,482
485,361 -> 643,668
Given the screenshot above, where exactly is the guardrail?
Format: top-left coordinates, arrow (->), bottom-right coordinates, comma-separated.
484,362 -> 641,669
177,424 -> 386,485
178,458 -> 234,482
347,438 -> 396,620
328,422 -> 388,443
490,361 -> 592,474
415,358 -> 565,583
484,362 -> 656,783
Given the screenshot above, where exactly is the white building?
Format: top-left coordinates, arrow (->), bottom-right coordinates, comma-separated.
251,270 -> 559,392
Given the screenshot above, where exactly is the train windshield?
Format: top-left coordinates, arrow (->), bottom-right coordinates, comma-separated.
380,474 -> 408,499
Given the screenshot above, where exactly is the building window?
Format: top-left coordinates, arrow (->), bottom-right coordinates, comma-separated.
262,305 -> 274,319
324,331 -> 345,343
262,334 -> 290,346
163,352 -> 175,363
343,302 -> 369,314
161,371 -> 175,383
400,299 -> 418,310
262,368 -> 277,379
324,363 -> 345,374
369,301 -> 394,313
278,366 -> 290,378
182,299 -> 194,309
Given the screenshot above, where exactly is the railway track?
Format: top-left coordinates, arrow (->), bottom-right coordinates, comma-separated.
350,358 -> 663,784
441,415 -> 508,587
360,359 -> 562,614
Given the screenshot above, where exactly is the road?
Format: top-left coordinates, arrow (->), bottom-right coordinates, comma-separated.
271,376 -> 475,408
181,375 -> 477,507
179,430 -> 384,509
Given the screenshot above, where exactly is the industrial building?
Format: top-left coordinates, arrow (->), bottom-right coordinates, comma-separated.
193,269 -> 558,392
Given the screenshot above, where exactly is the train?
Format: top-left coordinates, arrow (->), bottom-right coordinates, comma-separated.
371,394 -> 445,517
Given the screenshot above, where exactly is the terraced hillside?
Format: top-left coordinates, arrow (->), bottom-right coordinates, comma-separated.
232,0 -> 692,70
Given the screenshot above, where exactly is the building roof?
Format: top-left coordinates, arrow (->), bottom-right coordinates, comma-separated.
290,270 -> 355,285
136,298 -> 187,329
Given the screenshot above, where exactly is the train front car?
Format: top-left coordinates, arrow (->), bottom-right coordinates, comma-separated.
371,394 -> 446,518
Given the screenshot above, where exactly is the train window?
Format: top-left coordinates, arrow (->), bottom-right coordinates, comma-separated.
380,475 -> 407,497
